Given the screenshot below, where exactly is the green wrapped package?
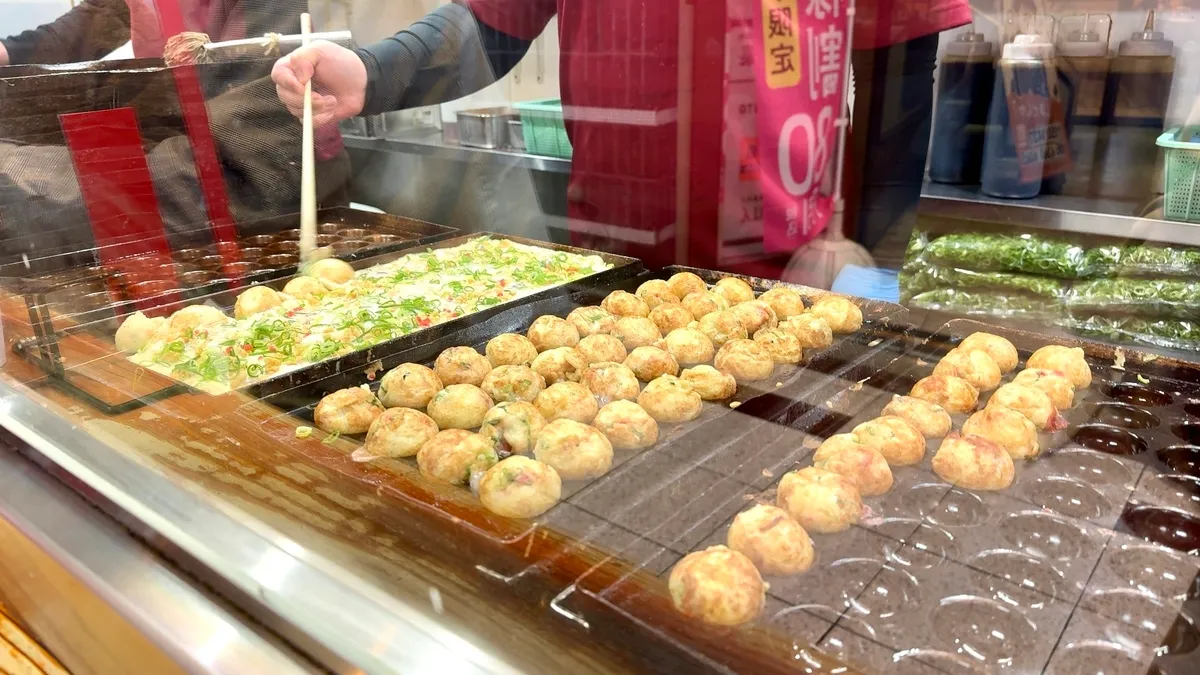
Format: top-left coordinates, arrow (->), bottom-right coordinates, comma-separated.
904,265 -> 1067,299
923,233 -> 1120,279
1114,244 -> 1200,277
909,288 -> 1064,319
1065,315 -> 1200,352
1067,278 -> 1200,320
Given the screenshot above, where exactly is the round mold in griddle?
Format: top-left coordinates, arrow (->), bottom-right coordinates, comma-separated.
365,233 -> 400,245
825,557 -> 887,607
1172,423 -> 1200,446
847,564 -> 921,623
927,489 -> 991,528
892,524 -> 959,568
127,279 -> 175,298
1120,504 -> 1200,554
332,239 -> 369,255
1047,641 -> 1145,675
1041,449 -> 1135,486
1081,588 -> 1174,643
1024,476 -> 1112,520
316,234 -> 338,247
267,240 -> 301,255
969,549 -> 1067,600
222,261 -> 263,279
931,595 -> 1037,667
173,247 -> 212,264
336,228 -> 369,239
897,482 -> 955,518
258,254 -> 298,270
1085,403 -> 1161,430
317,222 -> 340,235
1071,424 -> 1149,456
273,229 -> 302,241
1107,543 -> 1199,600
1104,382 -> 1175,407
998,511 -> 1094,561
177,270 -> 220,287
241,234 -> 276,247
1141,473 -> 1200,510
885,649 -> 989,675
1161,612 -> 1200,655
1159,446 -> 1200,476
236,247 -> 266,261
194,255 -> 226,271
1184,402 -> 1200,419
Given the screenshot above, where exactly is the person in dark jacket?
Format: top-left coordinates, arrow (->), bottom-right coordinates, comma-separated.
0,0 -> 350,266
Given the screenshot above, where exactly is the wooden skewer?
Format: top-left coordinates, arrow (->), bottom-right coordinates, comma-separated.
299,12 -> 317,264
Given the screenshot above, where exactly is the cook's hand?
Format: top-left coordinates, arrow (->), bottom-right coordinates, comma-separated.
272,41 -> 367,127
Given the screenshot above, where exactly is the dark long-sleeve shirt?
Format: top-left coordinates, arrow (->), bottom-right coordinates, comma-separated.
0,0 -> 350,268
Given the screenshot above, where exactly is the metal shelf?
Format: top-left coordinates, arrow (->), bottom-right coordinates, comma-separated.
919,183 -> 1200,247
343,129 -> 571,174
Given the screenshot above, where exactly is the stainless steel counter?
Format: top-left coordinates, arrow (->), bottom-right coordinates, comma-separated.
920,183 -> 1200,246
343,129 -> 571,174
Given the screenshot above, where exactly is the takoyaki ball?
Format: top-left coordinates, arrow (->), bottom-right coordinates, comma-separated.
852,416 -> 926,466
989,383 -> 1058,430
910,374 -> 979,414
479,456 -> 562,518
481,365 -> 545,403
668,546 -> 765,626
601,290 -> 650,318
808,296 -> 863,334
282,275 -> 326,301
479,401 -> 546,456
164,305 -> 229,340
635,279 -> 677,310
485,333 -> 539,367
680,365 -> 738,401
963,405 -> 1040,460
527,315 -> 580,352
813,442 -> 893,497
624,346 -> 680,382
613,316 -> 662,351
661,328 -> 715,367
880,395 -> 953,439
727,504 -> 815,576
592,400 -> 659,450
812,434 -> 871,463
234,286 -> 283,320
714,339 -> 774,383
364,408 -> 438,458
712,277 -> 756,306
753,327 -> 803,365
566,306 -> 616,337
533,419 -> 614,480
306,258 -> 354,285
426,384 -> 494,430
1013,368 -> 1076,410
682,291 -> 729,320
417,429 -> 498,485
534,382 -> 599,424
933,347 -> 1002,392
434,346 -> 492,387
731,300 -> 779,336
115,311 -> 165,353
314,386 -> 383,434
759,287 -> 806,320
582,362 -> 641,404
531,347 -> 588,385
667,271 -> 708,299
650,303 -> 694,335
931,434 -> 1015,491
958,332 -> 1019,374
576,334 -> 627,365
637,375 -> 703,423
1027,345 -> 1092,389
378,363 -> 443,409
779,314 -> 833,350
697,310 -> 749,348
776,467 -> 862,534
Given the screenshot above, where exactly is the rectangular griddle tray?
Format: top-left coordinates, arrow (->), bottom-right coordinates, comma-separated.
574,317 -> 1200,675
252,265 -> 911,673
11,233 -> 640,412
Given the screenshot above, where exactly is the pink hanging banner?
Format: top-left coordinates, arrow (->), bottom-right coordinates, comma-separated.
751,0 -> 847,253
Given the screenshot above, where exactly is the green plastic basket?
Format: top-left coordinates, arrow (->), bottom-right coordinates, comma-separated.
1158,128 -> 1200,223
514,98 -> 573,159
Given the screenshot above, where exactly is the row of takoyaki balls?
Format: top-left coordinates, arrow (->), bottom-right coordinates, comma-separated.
310,273 -> 865,521
668,332 -> 1095,627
